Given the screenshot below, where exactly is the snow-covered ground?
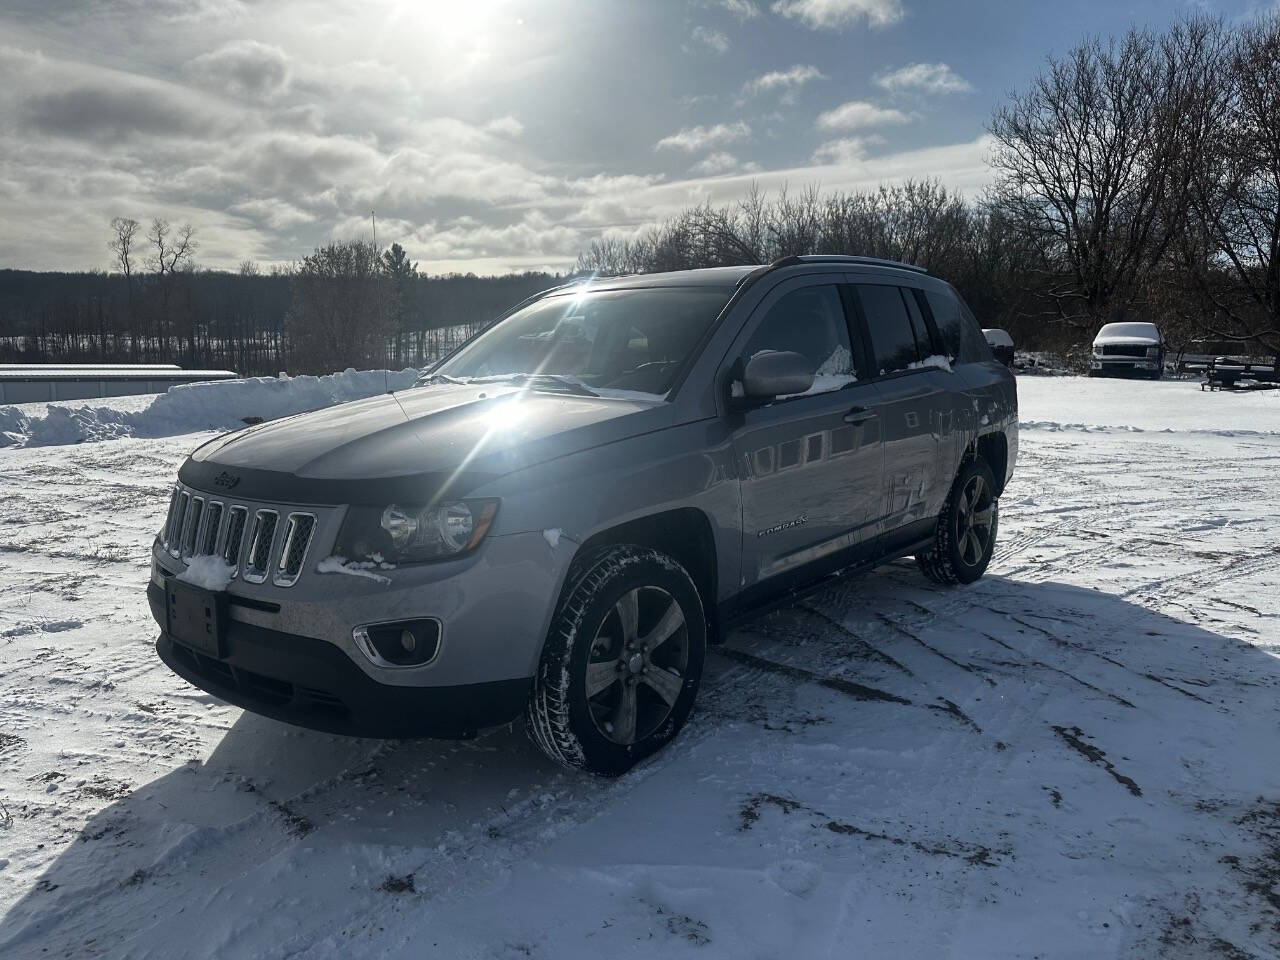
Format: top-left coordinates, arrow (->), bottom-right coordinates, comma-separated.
1,376 -> 1278,959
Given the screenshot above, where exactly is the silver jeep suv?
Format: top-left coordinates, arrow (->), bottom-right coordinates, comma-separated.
149,256 -> 1017,775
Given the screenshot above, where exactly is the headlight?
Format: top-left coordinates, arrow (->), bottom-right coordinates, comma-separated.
335,499 -> 499,564
1093,345 -> 1103,356
1146,346 -> 1160,357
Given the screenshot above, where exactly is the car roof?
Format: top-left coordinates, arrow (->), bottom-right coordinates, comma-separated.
561,257 -> 930,294
561,266 -> 760,292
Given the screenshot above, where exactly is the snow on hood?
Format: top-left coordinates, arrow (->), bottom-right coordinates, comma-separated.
1093,335 -> 1161,346
1093,323 -> 1161,345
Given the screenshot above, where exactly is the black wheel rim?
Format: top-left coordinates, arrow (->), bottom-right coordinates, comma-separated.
585,586 -> 689,745
955,474 -> 995,568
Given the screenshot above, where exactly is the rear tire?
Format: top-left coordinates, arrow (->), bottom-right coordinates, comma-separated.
525,545 -> 706,776
916,458 -> 1000,586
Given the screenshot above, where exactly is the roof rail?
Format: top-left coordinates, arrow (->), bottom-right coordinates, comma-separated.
770,254 -> 929,275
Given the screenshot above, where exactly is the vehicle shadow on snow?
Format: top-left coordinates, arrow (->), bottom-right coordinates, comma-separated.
4,569 -> 1280,958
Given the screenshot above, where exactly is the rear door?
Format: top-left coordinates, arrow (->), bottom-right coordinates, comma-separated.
726,277 -> 885,596
848,280 -> 954,552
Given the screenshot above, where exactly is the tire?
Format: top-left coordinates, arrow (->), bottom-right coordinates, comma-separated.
916,458 -> 1000,586
525,545 -> 706,776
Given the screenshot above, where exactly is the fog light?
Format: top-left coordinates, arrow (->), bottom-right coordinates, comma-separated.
353,619 -> 441,667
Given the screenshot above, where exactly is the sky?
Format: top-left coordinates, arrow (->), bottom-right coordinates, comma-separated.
0,0 -> 1275,276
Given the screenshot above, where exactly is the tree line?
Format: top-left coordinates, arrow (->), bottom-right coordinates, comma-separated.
0,229 -> 562,375
580,13 -> 1280,358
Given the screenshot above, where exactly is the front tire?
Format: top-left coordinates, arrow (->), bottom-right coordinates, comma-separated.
525,545 -> 706,776
917,458 -> 1000,586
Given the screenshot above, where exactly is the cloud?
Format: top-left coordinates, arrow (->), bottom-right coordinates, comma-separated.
655,121 -> 751,152
230,196 -> 316,231
744,64 -> 823,97
810,135 -> 883,165
186,40 -> 290,99
689,152 -> 761,175
688,26 -> 731,54
21,85 -> 221,142
771,0 -> 904,29
816,100 -> 911,131
484,115 -> 524,137
875,62 -> 972,95
709,0 -> 761,18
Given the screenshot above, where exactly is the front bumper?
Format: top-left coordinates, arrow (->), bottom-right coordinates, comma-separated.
1090,358 -> 1160,376
149,582 -> 530,737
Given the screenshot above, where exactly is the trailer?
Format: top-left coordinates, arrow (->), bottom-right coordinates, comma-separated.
1189,357 -> 1280,391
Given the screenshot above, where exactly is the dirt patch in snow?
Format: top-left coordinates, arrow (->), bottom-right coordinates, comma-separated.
1051,725 -> 1143,797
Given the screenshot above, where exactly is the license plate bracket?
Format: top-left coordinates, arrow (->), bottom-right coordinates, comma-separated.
165,579 -> 226,658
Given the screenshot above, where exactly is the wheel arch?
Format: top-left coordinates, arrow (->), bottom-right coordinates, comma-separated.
975,430 -> 1009,497
572,508 -> 720,643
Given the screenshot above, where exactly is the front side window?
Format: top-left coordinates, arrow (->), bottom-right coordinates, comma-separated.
433,286 -> 732,396
742,284 -> 859,397
857,284 -> 922,376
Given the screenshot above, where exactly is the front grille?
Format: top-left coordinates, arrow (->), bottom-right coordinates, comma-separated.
168,491 -> 189,557
243,510 -> 279,584
223,506 -> 248,568
200,501 -> 223,556
1101,344 -> 1149,358
160,484 -> 320,588
274,513 -> 316,586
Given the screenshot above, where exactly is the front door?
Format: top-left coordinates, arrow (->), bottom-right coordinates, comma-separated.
727,279 -> 885,596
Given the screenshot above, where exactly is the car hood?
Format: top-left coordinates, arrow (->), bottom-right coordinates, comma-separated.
186,383 -> 670,491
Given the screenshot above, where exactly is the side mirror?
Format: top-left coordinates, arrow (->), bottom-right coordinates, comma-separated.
734,350 -> 815,406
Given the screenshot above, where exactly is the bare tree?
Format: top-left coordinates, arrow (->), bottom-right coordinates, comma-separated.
108,217 -> 140,359
1184,13 -> 1280,355
988,18 -> 1226,331
146,218 -> 197,275
285,240 -> 391,373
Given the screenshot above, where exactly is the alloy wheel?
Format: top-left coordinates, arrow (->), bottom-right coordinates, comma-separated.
585,586 -> 689,744
955,473 -> 995,567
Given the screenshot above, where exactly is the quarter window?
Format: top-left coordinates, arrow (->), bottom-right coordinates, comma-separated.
856,284 -> 922,376
924,288 -> 991,364
742,285 -> 860,397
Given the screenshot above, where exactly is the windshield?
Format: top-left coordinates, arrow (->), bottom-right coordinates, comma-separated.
1097,322 -> 1159,340
432,286 -> 733,397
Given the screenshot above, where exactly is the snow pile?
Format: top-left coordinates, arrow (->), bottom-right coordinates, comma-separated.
174,556 -> 237,592
908,354 -> 953,372
0,368 -> 420,449
315,555 -> 393,584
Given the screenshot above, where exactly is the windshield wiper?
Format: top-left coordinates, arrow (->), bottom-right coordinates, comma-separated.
417,372 -> 465,386
465,373 -> 599,397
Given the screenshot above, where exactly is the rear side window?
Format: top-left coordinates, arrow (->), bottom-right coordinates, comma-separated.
924,288 -> 992,364
855,284 -> 923,376
743,284 -> 861,396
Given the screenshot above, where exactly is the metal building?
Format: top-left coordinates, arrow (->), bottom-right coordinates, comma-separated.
0,365 -> 239,403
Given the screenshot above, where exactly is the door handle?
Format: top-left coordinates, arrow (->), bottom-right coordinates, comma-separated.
843,407 -> 878,425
